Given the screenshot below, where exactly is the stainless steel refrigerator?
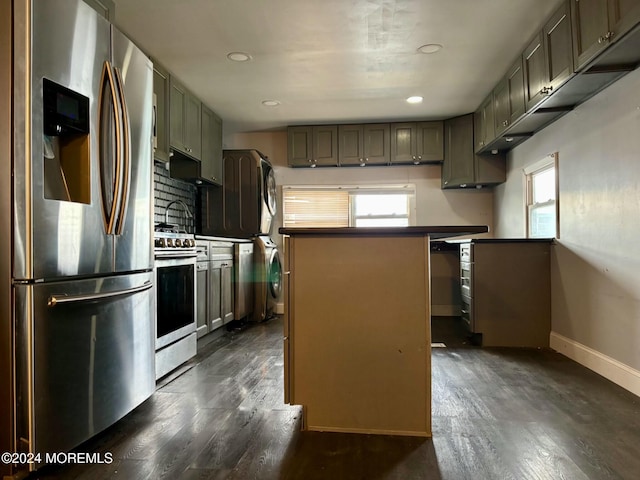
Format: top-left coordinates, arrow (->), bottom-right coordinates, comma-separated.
1,0 -> 155,474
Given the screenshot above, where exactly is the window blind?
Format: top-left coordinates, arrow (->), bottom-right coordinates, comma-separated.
282,189 -> 350,227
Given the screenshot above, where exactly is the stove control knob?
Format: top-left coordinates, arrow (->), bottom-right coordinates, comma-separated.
166,239 -> 174,248
155,238 -> 166,248
175,239 -> 182,247
186,239 -> 194,247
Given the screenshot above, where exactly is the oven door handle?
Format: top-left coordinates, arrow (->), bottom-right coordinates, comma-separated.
155,252 -> 198,259
47,281 -> 153,307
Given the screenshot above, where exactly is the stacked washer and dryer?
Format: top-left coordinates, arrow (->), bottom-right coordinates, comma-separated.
198,149 -> 281,322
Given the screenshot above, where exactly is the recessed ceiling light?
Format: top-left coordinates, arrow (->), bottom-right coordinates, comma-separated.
262,100 -> 281,107
406,96 -> 423,104
417,43 -> 443,54
227,51 -> 252,62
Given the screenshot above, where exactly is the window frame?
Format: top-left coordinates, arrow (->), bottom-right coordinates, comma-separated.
523,152 -> 559,239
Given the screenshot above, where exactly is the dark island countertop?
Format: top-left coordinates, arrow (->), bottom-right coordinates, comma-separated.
278,225 -> 489,239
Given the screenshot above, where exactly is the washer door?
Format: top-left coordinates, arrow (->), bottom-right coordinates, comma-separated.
268,248 -> 282,299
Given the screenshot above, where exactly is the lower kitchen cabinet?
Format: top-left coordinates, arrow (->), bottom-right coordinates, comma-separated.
195,238 -> 233,338
460,239 -> 552,347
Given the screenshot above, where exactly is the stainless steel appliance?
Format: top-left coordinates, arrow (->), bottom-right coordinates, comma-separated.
1,0 -> 155,474
154,229 -> 197,379
199,149 -> 277,238
253,236 -> 282,322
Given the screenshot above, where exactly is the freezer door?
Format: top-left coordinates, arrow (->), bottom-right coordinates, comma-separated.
19,0 -> 113,280
111,26 -> 154,273
14,271 -> 155,459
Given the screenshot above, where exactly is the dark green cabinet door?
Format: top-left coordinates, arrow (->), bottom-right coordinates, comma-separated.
390,123 -> 416,163
185,94 -> 201,159
493,78 -> 510,136
608,0 -> 640,43
443,115 -> 474,188
312,126 -> 338,166
288,126 -> 313,167
338,125 -> 364,165
201,105 -> 222,185
152,63 -> 170,163
169,78 -> 187,153
363,124 -> 390,165
474,93 -> 495,153
443,114 -> 505,189
507,58 -> 526,125
415,122 -> 443,163
544,1 -> 573,92
494,58 -> 526,135
523,31 -> 548,111
523,2 -> 574,115
169,77 -> 201,160
571,0 -> 609,70
288,126 -> 338,167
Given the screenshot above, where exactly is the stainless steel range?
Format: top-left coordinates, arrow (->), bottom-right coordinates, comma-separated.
154,227 -> 197,379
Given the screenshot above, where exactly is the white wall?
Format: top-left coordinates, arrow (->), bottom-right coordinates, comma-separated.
494,67 -> 640,387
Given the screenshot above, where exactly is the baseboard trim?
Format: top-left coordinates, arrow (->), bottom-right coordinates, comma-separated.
550,332 -> 640,398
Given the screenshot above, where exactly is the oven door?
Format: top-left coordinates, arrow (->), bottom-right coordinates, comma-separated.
155,255 -> 196,350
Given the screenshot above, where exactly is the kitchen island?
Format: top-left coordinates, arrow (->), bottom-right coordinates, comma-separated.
279,226 -> 488,437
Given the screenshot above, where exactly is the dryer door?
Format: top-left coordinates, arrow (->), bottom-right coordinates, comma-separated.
264,167 -> 277,216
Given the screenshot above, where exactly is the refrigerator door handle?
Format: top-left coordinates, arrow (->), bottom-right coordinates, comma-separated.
113,66 -> 131,236
47,281 -> 152,307
98,60 -> 123,236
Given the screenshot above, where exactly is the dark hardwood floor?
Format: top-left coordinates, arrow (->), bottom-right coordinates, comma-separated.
28,316 -> 640,479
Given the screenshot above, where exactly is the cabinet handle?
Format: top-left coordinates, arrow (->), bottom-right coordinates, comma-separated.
598,32 -> 614,44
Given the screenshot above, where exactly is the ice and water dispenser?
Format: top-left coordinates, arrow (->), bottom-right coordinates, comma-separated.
42,78 -> 90,203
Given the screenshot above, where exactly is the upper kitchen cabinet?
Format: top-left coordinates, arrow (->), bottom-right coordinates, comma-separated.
442,114 -> 505,189
288,125 -> 338,167
170,77 -> 202,160
390,121 -> 443,164
338,124 -> 390,166
571,0 -> 640,71
152,61 -> 170,164
494,57 -> 526,137
82,0 -> 115,20
474,93 -> 496,153
200,106 -> 223,185
523,1 -> 574,112
171,104 -> 223,186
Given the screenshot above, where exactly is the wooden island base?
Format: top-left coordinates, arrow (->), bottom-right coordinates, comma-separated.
281,226 -> 488,437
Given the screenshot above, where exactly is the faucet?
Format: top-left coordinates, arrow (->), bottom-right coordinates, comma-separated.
164,200 -> 193,229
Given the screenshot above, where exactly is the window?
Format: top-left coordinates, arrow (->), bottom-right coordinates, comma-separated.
282,185 -> 415,228
524,153 -> 558,238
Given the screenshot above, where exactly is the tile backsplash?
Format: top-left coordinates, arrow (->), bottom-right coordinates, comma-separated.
153,162 -> 196,233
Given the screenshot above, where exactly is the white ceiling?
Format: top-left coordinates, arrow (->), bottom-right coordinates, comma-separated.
114,0 -> 563,136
